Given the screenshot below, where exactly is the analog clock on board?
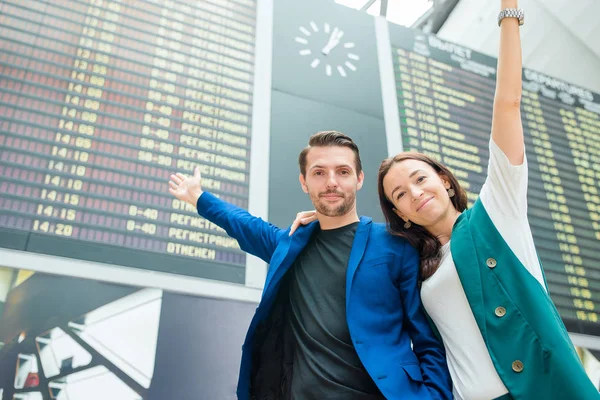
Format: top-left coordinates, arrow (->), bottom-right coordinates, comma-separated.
295,21 -> 360,77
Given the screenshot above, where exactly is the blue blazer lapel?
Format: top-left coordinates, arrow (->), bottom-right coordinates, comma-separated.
263,221 -> 320,294
345,217 -> 372,303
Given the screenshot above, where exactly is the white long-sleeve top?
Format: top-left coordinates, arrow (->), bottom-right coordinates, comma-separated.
421,138 -> 547,400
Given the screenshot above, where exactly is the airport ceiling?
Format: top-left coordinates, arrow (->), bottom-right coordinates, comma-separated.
335,0 -> 600,93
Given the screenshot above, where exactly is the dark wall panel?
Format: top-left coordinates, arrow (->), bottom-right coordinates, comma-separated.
148,293 -> 254,400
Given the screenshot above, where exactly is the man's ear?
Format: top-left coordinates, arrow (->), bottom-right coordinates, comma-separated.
299,173 -> 309,193
356,170 -> 365,191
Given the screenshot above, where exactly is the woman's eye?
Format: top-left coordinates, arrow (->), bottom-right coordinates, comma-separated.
396,192 -> 405,200
417,176 -> 426,183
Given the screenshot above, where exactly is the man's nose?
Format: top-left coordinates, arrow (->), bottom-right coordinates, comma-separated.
326,172 -> 338,188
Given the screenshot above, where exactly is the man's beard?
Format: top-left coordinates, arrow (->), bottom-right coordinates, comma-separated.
311,190 -> 356,217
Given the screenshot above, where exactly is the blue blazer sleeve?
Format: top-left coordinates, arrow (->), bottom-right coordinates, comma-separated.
196,192 -> 284,263
397,243 -> 453,400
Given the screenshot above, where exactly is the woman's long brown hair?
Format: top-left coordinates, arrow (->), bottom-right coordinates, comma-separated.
377,153 -> 468,280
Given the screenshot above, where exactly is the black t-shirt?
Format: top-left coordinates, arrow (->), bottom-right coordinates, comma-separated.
287,222 -> 384,400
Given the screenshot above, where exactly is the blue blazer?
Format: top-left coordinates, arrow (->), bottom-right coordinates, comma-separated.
197,192 -> 452,400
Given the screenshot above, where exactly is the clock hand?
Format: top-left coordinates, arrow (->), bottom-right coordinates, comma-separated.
321,28 -> 344,55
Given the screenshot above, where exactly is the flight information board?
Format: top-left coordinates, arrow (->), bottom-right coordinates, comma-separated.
390,25 -> 600,335
0,0 -> 255,283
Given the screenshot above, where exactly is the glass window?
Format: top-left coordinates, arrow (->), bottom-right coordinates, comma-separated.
69,289 -> 162,389
36,327 -> 92,378
48,366 -> 142,400
13,353 -> 39,390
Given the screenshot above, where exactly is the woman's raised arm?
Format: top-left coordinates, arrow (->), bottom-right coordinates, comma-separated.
491,0 -> 525,165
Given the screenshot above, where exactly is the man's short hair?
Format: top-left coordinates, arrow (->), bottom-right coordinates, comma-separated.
298,131 -> 362,177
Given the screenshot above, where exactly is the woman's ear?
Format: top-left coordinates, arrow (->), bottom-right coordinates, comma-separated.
392,207 -> 407,222
441,175 -> 451,190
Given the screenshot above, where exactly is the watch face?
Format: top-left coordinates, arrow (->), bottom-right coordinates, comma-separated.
295,21 -> 360,77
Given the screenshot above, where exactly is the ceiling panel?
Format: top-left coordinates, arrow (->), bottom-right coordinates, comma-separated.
436,0 -> 600,93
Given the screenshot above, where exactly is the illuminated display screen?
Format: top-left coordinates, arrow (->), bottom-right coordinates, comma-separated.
0,0 -> 256,283
390,26 -> 600,335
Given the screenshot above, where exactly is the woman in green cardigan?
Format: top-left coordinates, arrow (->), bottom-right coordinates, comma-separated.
373,0 -> 600,398
292,1 -> 600,398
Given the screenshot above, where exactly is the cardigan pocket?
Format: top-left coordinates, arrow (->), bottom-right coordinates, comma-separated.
543,347 -> 551,373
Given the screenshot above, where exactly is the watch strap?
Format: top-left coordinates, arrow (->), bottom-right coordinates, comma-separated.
498,8 -> 524,27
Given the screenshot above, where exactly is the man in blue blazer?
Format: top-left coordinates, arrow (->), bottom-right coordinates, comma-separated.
169,131 -> 452,399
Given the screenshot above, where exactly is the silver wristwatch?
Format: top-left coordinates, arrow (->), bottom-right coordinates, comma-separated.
497,8 -> 524,26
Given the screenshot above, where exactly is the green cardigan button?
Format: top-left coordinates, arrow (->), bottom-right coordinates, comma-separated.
486,258 -> 497,268
512,360 -> 524,372
495,306 -> 506,317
